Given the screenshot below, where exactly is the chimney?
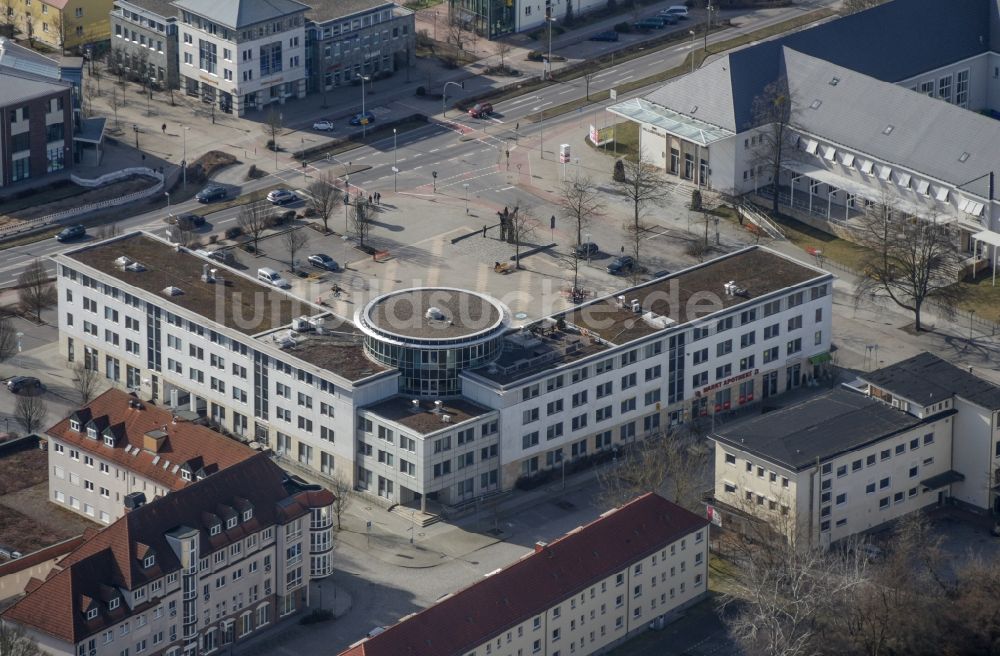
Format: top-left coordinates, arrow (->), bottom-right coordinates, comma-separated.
123,492 -> 146,512
433,400 -> 443,413
143,429 -> 168,454
534,541 -> 549,554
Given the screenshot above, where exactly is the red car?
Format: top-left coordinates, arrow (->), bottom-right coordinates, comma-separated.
468,102 -> 493,118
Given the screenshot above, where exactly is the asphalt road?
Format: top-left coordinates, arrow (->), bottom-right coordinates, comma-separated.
0,0 -> 837,286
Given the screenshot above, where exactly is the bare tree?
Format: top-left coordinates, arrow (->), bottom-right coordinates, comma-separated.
95,223 -> 122,240
596,442 -> 668,510
3,0 -> 15,37
559,177 -> 604,246
495,39 -> 512,73
507,206 -> 539,269
264,108 -> 282,152
842,0 -> 887,13
349,197 -> 372,247
0,622 -> 47,656
612,152 -> 669,281
17,259 -> 56,322
14,394 -> 48,435
853,196 -> 965,332
0,314 -> 17,364
446,7 -> 464,50
72,362 -> 101,405
306,171 -> 342,234
749,75 -> 794,218
237,193 -> 270,254
109,86 -> 121,130
51,9 -> 63,50
328,475 -> 352,530
583,71 -> 597,101
282,227 -> 308,273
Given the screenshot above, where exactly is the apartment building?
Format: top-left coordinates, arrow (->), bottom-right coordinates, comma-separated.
0,63 -> 74,187
610,0 -> 999,265
6,0 -> 111,51
339,493 -> 709,656
52,233 -> 831,513
1,453 -> 334,656
710,352 -> 1000,547
172,0 -> 308,115
303,0 -> 414,94
46,387 -> 258,525
862,352 -> 1000,514
110,0 -> 180,89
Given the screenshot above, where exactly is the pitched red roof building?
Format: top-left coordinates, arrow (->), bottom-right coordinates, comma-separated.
3,454 -> 336,656
340,493 -> 710,656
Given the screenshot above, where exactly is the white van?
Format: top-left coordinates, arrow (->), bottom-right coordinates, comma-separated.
666,5 -> 689,17
257,267 -> 290,289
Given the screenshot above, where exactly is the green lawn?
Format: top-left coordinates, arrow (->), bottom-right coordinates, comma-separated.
587,121 -> 639,158
770,214 -> 871,272
956,274 -> 1000,324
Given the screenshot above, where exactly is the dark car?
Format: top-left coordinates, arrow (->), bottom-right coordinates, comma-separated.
589,30 -> 620,42
649,269 -> 671,279
167,213 -> 206,230
575,242 -> 600,257
308,254 -> 340,271
633,17 -> 667,29
208,249 -> 237,265
195,185 -> 227,203
655,11 -> 680,24
607,255 -> 635,275
349,111 -> 376,126
7,376 -> 42,394
468,102 -> 494,119
56,225 -> 86,242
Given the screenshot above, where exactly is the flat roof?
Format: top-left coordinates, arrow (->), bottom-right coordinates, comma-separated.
302,0 -> 396,22
254,322 -> 390,383
562,246 -> 828,346
608,97 -> 735,146
364,396 -> 494,435
63,233 -> 313,336
361,288 -> 507,342
712,388 -> 934,471
862,352 -> 1000,410
469,325 -> 609,386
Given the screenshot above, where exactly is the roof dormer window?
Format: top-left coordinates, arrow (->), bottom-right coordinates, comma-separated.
86,608 -> 98,620
70,419 -> 81,432
242,509 -> 253,522
143,555 -> 155,568
104,434 -> 115,447
181,470 -> 192,482
109,597 -> 120,610
226,516 -> 238,530
210,524 -> 221,536
87,427 -> 98,440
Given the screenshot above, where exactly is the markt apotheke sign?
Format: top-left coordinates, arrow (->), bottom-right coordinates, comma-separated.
701,369 -> 758,395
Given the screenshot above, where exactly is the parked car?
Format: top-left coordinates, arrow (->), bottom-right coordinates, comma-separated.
167,213 -> 206,230
208,249 -> 237,265
649,269 -> 671,279
349,111 -> 376,126
195,184 -> 227,203
257,267 -> 290,289
7,376 -> 42,394
267,188 -> 297,205
312,120 -> 335,131
664,5 -> 689,18
308,254 -> 340,271
589,30 -> 620,42
575,242 -> 600,257
56,225 -> 86,242
607,255 -> 635,275
468,103 -> 494,119
655,11 -> 679,24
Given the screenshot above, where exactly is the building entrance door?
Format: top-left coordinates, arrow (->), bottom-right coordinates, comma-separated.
762,371 -> 778,398
786,364 -> 801,391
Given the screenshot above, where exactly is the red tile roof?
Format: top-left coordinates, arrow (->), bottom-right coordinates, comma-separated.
1,454 -> 335,645
46,389 -> 257,493
339,493 -> 709,656
0,535 -> 84,578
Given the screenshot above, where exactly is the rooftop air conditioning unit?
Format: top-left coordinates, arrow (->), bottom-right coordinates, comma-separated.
630,300 -> 641,313
617,295 -> 626,308
434,400 -> 443,412
292,317 -> 314,332
441,414 -> 452,423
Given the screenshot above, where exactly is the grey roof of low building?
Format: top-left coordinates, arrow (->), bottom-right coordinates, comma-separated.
712,388 -> 929,471
301,0 -> 396,23
0,67 -> 71,107
171,0 -> 308,28
641,0 -> 993,132
862,352 -> 1000,410
783,49 -> 1000,190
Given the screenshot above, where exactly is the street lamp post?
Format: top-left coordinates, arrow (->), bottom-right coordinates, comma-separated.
393,128 -> 398,169
689,30 -> 696,73
182,126 -> 189,187
442,81 -> 464,117
704,3 -> 713,51
585,232 -> 592,263
132,124 -> 139,149
546,16 -> 556,80
463,183 -> 470,214
359,75 -> 371,137
164,192 -> 171,216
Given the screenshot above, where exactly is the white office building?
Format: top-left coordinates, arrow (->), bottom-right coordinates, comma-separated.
52,233 -> 832,515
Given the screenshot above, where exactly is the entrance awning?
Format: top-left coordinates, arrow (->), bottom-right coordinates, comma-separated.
920,470 -> 965,490
782,160 -> 986,232
808,352 -> 832,365
607,98 -> 734,147
972,230 -> 1000,250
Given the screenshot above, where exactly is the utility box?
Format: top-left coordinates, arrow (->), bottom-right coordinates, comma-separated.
559,144 -> 571,163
